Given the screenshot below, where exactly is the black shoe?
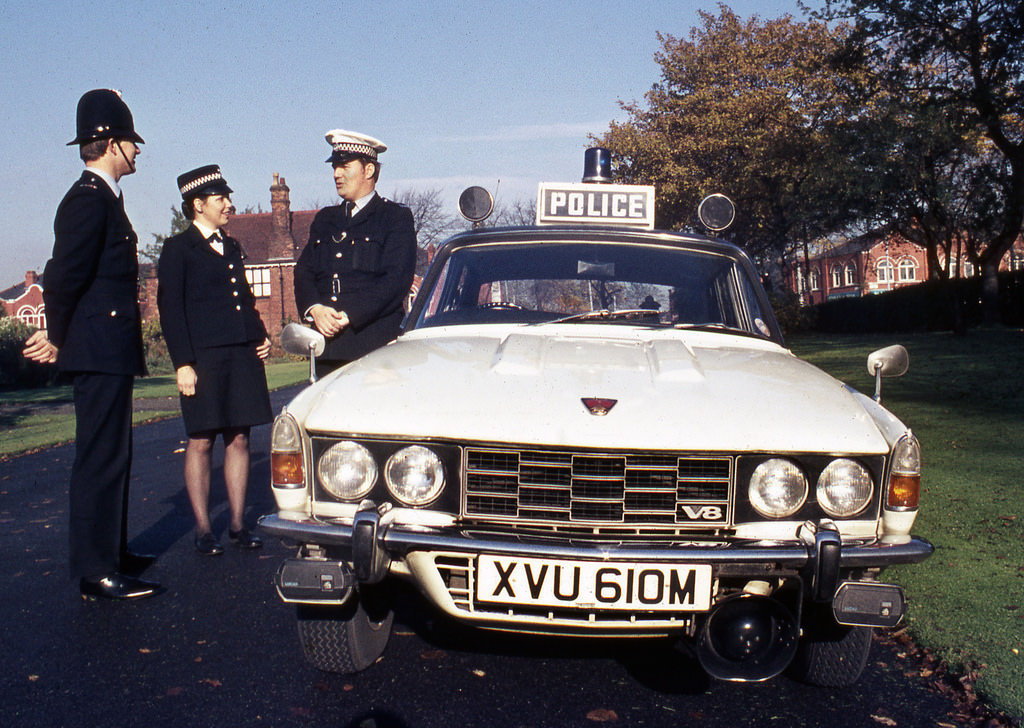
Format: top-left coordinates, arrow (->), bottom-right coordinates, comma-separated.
195,532 -> 224,556
81,573 -> 162,601
119,551 -> 156,574
228,528 -> 262,549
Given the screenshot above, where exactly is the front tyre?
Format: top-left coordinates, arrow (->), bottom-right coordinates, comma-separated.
788,604 -> 873,687
296,587 -> 394,673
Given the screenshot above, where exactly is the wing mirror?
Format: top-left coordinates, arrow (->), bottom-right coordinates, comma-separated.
281,323 -> 326,383
866,345 -> 909,403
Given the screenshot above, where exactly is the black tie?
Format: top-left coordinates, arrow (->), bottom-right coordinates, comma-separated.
343,201 -> 354,218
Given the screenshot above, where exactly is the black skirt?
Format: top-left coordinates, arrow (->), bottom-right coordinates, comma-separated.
179,343 -> 273,436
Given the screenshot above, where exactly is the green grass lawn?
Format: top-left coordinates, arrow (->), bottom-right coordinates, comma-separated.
789,329 -> 1024,720
0,359 -> 308,458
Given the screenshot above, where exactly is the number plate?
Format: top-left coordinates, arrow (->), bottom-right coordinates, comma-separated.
476,556 -> 712,611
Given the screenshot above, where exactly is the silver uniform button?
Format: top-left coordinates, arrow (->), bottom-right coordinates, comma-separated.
232,291 -> 239,297
331,296 -> 338,302
235,305 -> 241,311
228,263 -> 235,270
109,310 -> 117,316
230,277 -> 237,283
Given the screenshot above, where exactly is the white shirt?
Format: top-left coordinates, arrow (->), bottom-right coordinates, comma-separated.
86,166 -> 121,198
350,190 -> 377,216
193,221 -> 224,255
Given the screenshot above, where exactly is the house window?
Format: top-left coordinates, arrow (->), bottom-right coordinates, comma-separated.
246,266 -> 272,298
831,265 -> 843,288
898,258 -> 917,282
18,305 -> 45,330
844,262 -> 857,286
877,259 -> 894,283
809,269 -> 820,291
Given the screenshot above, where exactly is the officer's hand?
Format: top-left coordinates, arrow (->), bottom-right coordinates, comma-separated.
177,365 -> 198,397
22,330 -> 58,364
256,337 -> 272,360
310,304 -> 350,337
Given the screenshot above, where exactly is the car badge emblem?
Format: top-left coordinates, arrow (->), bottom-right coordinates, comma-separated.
582,397 -> 617,416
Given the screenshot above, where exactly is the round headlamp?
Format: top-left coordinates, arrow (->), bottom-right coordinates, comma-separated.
317,440 -> 377,501
385,446 -> 444,506
816,458 -> 873,517
748,458 -> 808,518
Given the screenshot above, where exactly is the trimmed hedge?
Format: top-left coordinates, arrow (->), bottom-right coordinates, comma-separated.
811,270 -> 1024,333
0,316 -> 59,389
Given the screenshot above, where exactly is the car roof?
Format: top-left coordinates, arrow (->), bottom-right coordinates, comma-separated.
436,225 -> 746,256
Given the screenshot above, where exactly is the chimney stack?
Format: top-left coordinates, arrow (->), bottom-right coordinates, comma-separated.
25,271 -> 39,286
269,173 -> 296,261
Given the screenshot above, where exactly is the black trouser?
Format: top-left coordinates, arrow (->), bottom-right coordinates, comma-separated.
314,360 -> 351,380
68,372 -> 133,579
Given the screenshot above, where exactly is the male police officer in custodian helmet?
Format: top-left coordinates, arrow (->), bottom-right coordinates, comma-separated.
23,89 -> 161,601
293,129 -> 417,378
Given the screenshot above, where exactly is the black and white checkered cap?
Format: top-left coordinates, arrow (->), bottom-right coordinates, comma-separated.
325,129 -> 387,163
177,164 -> 232,198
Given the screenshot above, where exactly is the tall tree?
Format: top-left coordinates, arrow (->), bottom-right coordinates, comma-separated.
140,206 -> 188,269
390,188 -> 460,251
598,6 -> 868,267
823,0 -> 1024,322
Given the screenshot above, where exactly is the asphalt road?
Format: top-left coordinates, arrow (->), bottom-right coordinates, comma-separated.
0,386 -> 969,728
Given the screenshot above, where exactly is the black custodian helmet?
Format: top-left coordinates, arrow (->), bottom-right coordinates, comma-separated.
67,89 -> 145,146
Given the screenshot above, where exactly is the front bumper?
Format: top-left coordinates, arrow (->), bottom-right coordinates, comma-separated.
258,510 -> 933,585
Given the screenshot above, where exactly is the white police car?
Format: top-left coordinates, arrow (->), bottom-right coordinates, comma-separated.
259,152 -> 931,686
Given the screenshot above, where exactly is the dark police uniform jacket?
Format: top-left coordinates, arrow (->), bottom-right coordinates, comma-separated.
294,194 -> 417,362
157,224 -> 268,369
42,170 -> 145,375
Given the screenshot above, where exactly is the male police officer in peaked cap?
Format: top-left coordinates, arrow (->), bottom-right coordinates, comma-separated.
294,129 -> 417,377
23,89 -> 161,600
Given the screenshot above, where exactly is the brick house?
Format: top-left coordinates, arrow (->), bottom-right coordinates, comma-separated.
787,231 -> 1024,306
1,271 -> 47,331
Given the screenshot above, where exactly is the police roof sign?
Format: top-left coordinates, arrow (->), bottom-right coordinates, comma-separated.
536,182 -> 655,229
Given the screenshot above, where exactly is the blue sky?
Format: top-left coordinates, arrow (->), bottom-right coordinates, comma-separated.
2,0 -> 812,277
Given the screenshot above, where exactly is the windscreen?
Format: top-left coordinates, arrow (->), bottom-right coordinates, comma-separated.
413,241 -> 773,338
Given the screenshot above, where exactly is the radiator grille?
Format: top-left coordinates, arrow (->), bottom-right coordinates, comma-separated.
464,448 -> 731,528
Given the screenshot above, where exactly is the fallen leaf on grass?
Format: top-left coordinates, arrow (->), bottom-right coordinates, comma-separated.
28,675 -> 39,682
586,708 -> 619,722
472,669 -> 486,677
870,715 -> 897,726
201,678 -> 222,687
420,650 -> 446,660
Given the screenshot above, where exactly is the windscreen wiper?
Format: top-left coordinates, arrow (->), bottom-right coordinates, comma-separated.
531,309 -> 665,326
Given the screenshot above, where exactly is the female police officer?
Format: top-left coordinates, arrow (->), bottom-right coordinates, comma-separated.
158,165 -> 272,555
